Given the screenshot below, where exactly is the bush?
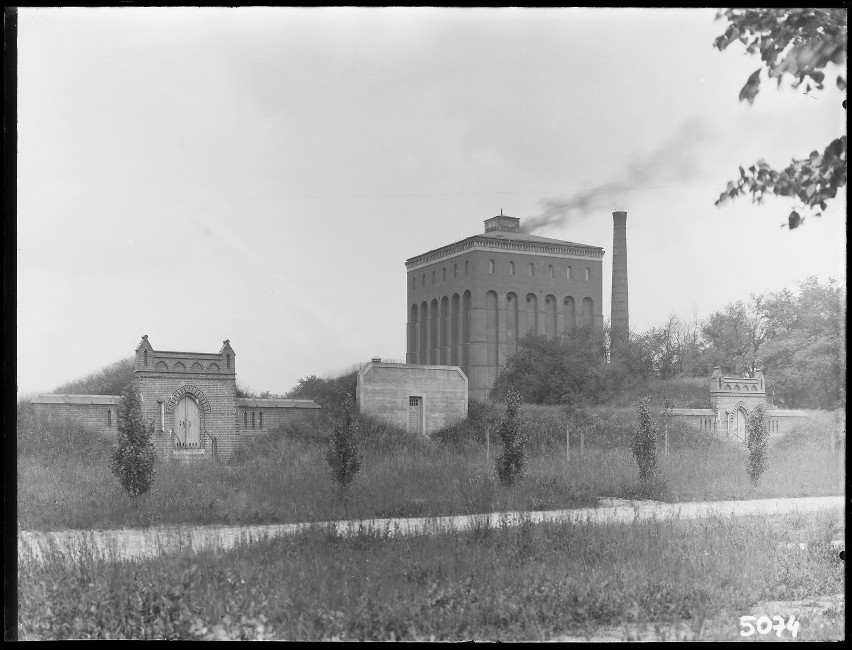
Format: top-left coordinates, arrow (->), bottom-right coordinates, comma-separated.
109,384 -> 156,498
746,404 -> 769,487
325,394 -> 362,499
631,398 -> 658,485
494,387 -> 527,486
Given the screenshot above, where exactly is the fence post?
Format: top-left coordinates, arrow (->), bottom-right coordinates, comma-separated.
580,428 -> 584,456
566,423 -> 570,463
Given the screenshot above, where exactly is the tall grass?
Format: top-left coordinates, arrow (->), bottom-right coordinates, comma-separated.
17,401 -> 844,531
18,510 -> 845,640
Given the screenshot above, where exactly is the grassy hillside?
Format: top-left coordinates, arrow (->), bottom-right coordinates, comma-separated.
50,357 -> 135,396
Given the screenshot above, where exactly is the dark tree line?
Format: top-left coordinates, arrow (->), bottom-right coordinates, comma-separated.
492,277 -> 844,410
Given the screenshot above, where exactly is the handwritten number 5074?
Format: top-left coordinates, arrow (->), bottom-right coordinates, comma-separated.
740,615 -> 799,638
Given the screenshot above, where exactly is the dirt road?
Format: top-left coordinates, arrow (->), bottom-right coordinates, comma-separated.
19,495 -> 844,565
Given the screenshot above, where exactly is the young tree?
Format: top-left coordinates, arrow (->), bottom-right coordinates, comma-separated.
110,383 -> 156,497
494,387 -> 527,486
325,393 -> 362,502
713,9 -> 847,228
631,398 -> 658,486
746,403 -> 769,487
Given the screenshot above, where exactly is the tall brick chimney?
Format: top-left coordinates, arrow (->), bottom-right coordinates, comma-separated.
611,211 -> 629,356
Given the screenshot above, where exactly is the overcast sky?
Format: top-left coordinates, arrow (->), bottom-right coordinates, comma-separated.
17,7 -> 846,397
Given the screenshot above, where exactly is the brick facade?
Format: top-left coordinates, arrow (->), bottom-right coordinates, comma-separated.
32,336 -> 320,463
405,214 -> 604,400
31,395 -> 121,436
667,367 -> 808,443
356,361 -> 468,436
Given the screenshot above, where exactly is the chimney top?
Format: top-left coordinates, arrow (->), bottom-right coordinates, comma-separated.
484,214 -> 520,233
371,357 -> 382,363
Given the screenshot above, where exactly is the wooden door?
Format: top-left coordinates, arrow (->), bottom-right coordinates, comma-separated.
408,396 -> 422,435
176,396 -> 201,447
735,408 -> 747,442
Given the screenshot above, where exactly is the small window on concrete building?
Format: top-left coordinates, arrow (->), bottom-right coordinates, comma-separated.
548,264 -> 554,278
489,259 -> 495,274
509,261 -> 515,275
585,268 -> 591,282
107,409 -> 112,427
567,266 -> 572,280
529,263 -> 535,277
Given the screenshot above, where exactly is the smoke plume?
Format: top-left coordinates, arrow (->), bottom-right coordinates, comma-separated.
521,119 -> 711,234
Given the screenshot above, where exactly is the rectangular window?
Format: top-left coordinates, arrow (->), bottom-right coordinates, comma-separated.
259,412 -> 263,428
251,412 -> 255,429
244,411 -> 247,427
107,409 -> 112,427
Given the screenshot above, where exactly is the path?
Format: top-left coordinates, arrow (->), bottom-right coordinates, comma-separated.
18,495 -> 844,565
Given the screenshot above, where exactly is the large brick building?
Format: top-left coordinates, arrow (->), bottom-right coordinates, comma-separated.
31,336 -> 319,462
405,214 -> 604,400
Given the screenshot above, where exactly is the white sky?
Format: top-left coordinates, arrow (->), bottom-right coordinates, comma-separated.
16,7 -> 847,397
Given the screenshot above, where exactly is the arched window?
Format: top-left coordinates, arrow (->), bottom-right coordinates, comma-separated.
567,266 -> 572,280
489,259 -> 495,274
548,264 -> 554,278
244,411 -> 248,427
529,263 -> 535,277
226,354 -> 231,369
464,261 -> 469,275
454,264 -> 458,278
422,273 -> 426,287
509,261 -> 515,275
251,412 -> 255,429
585,268 -> 591,282
442,267 -> 446,281
411,277 -> 415,290
259,412 -> 263,428
432,270 -> 436,284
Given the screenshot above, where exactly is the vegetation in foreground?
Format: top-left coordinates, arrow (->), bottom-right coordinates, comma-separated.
17,398 -> 844,532
18,511 -> 844,641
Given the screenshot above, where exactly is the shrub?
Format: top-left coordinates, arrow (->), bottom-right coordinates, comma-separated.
631,398 -> 658,485
325,394 -> 362,499
494,387 -> 527,486
746,404 -> 769,487
109,384 -> 156,497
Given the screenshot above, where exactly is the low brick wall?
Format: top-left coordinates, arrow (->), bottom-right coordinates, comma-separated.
31,395 -> 121,437
235,398 -> 321,436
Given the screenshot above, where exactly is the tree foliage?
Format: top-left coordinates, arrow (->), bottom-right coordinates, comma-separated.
631,398 -> 658,485
325,393 -> 362,498
494,387 -> 527,487
746,403 -> 769,487
713,8 -> 847,228
110,383 -> 156,498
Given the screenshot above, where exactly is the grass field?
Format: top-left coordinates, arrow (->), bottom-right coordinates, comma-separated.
18,510 -> 845,641
17,401 -> 845,532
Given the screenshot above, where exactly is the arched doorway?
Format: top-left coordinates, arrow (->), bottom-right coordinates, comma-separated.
734,407 -> 747,442
175,395 -> 201,447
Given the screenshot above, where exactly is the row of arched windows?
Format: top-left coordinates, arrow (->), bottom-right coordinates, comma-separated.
242,410 -> 263,430
411,260 -> 592,289
488,261 -> 590,281
408,291 -> 595,373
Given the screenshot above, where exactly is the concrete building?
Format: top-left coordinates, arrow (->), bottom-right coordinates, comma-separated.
356,359 -> 468,435
666,367 -> 808,443
405,213 -> 605,400
31,336 -> 320,462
